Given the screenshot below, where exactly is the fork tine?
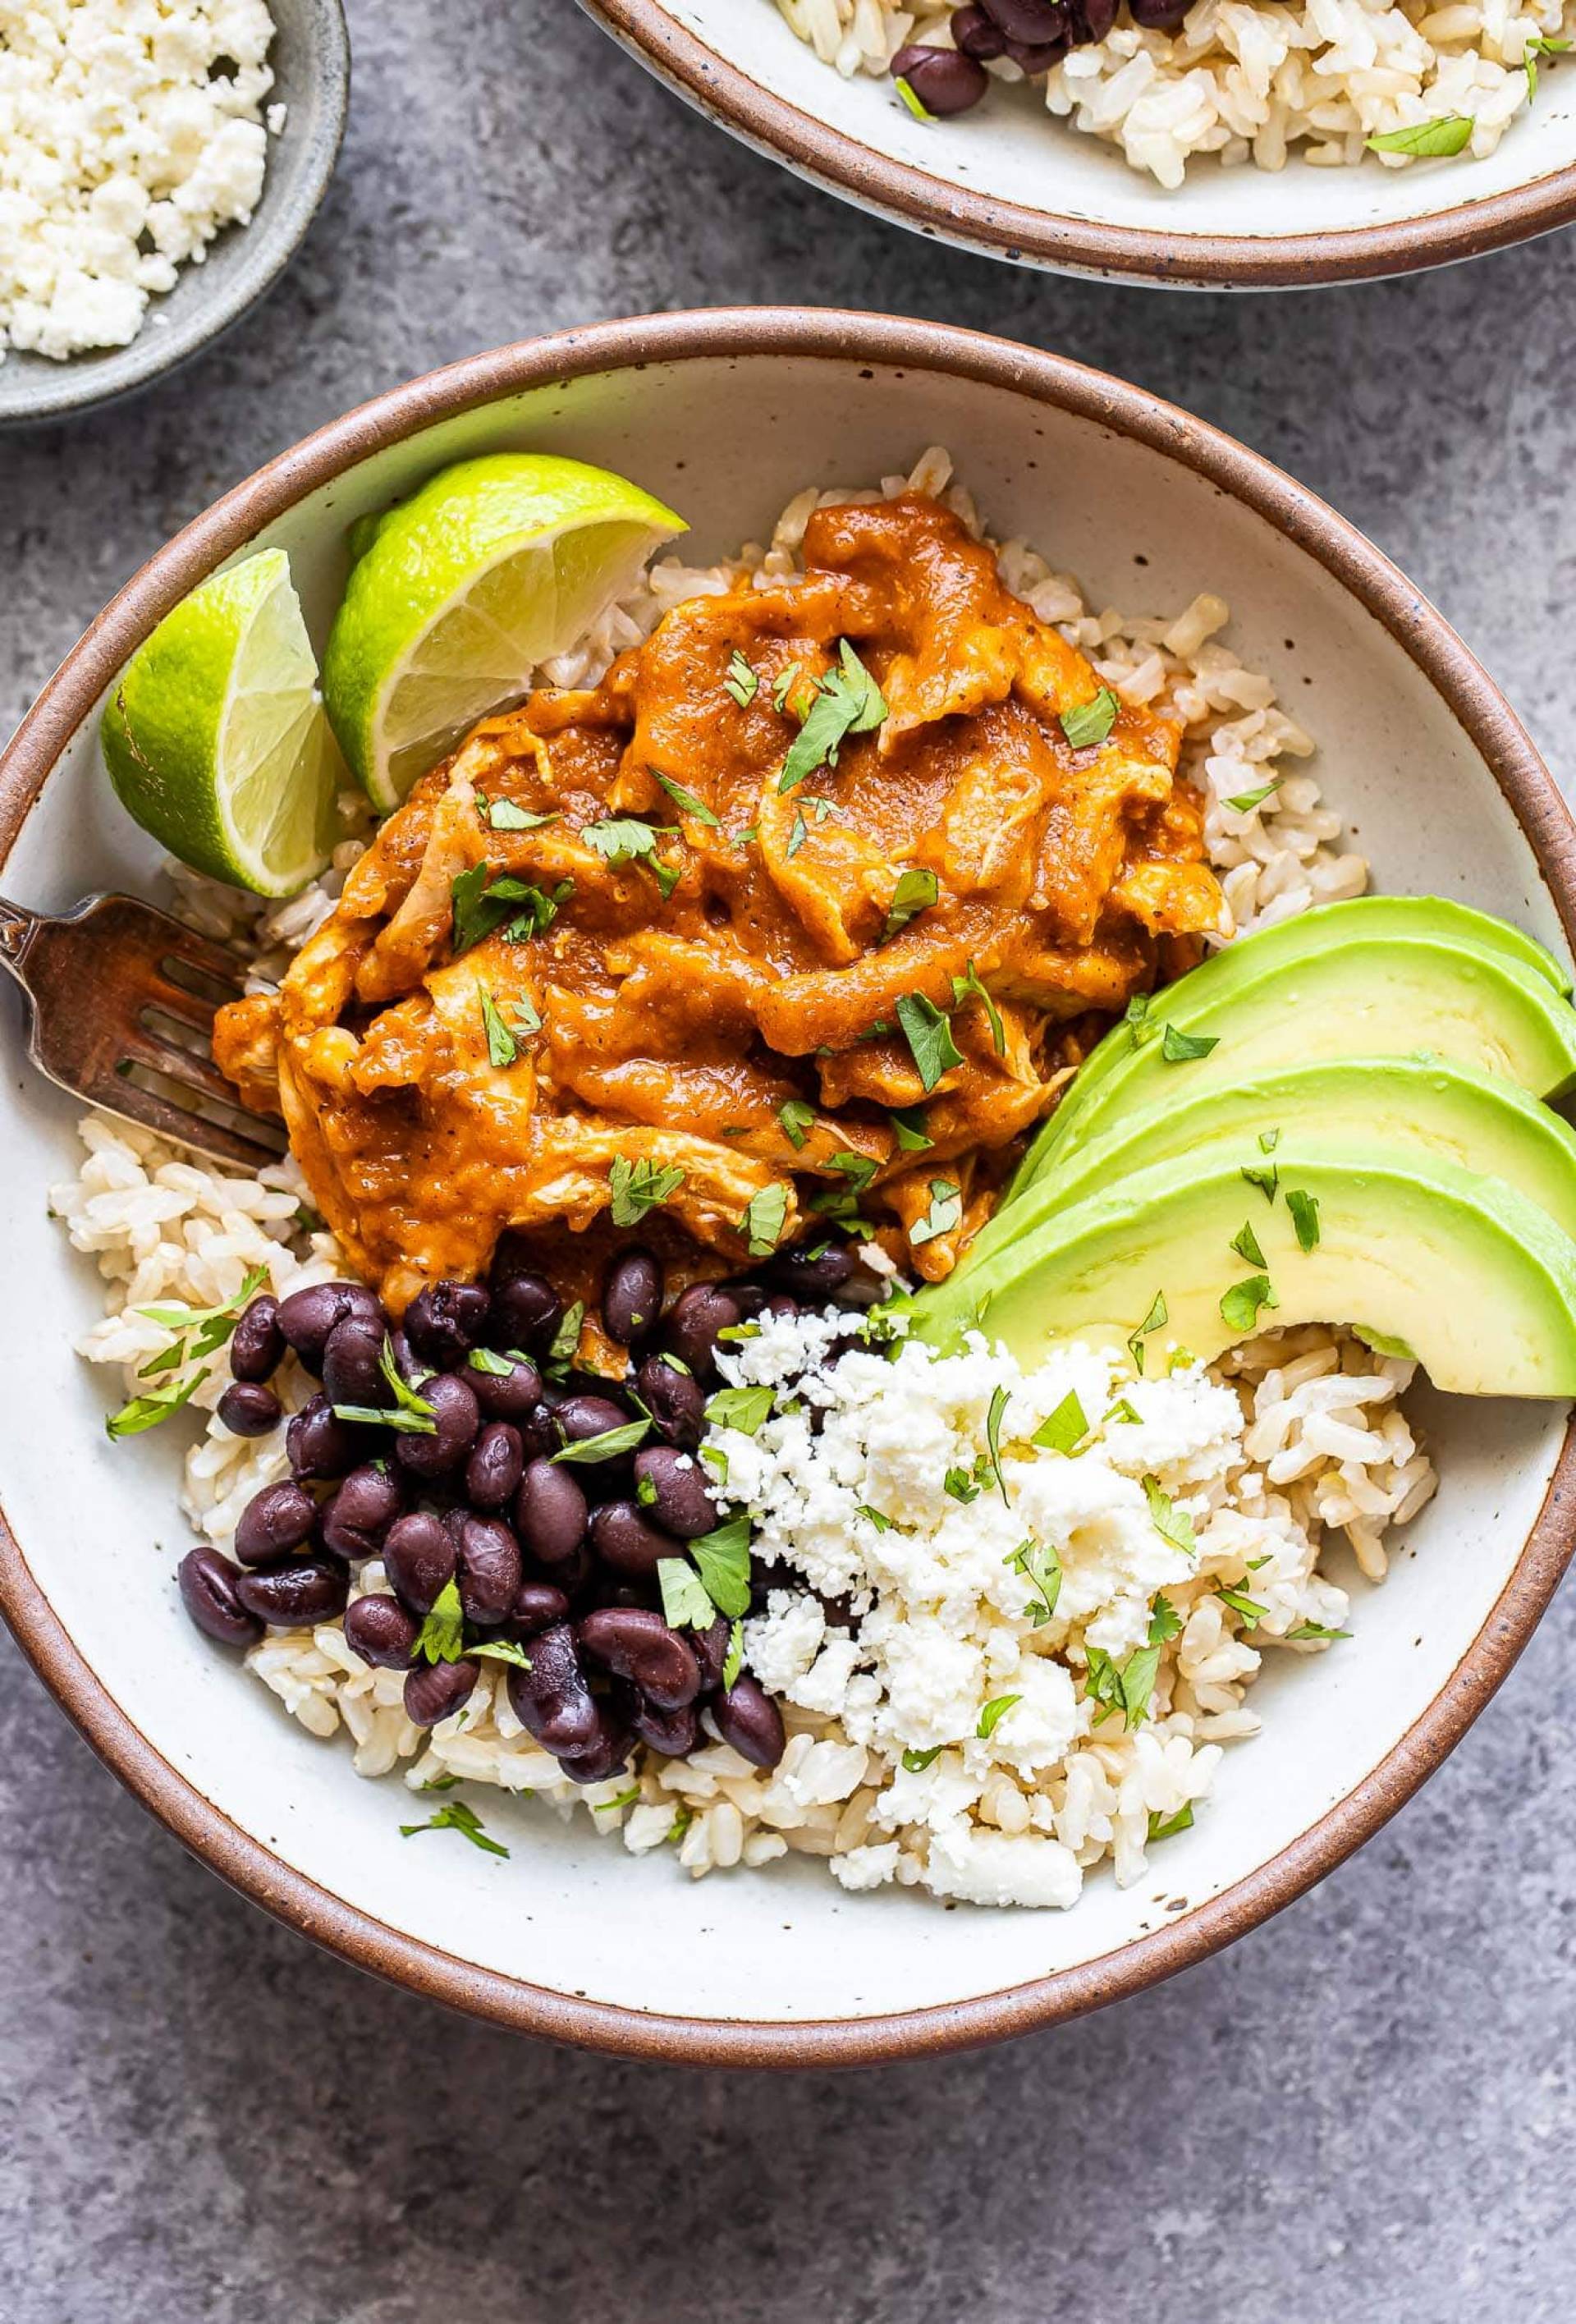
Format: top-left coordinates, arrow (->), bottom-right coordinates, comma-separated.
120,1020 -> 256,1111
87,1067 -> 288,1172
142,974 -> 220,1038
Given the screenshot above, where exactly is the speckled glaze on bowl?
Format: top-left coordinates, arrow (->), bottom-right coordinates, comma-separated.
0,0 -> 349,428
2,310 -> 1574,2066
577,0 -> 1576,289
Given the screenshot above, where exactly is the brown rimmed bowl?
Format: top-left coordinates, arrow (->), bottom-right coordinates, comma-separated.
578,0 -> 1576,290
2,307 -> 1574,2065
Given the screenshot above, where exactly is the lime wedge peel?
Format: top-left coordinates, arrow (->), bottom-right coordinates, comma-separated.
320,453 -> 687,812
101,548 -> 344,900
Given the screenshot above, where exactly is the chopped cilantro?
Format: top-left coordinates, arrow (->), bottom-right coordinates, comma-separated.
1220,1274 -> 1279,1334
1223,777 -> 1284,814
1241,1159 -> 1280,1205
896,990 -> 964,1093
1032,1390 -> 1088,1455
704,1384 -> 774,1436
893,72 -> 935,121
1161,1023 -> 1219,1063
722,1620 -> 745,1690
1148,1593 -> 1183,1644
689,1515 -> 753,1619
909,1177 -> 962,1248
983,1382 -> 1010,1505
1125,993 -> 1160,1049
609,1155 -> 686,1227
551,1416 -> 652,1465
1366,112 -> 1473,157
653,771 -> 721,827
1259,1128 -> 1281,1153
890,1104 -> 932,1153
943,1465 -> 981,1505
580,816 -> 671,869
901,1744 -> 943,1772
1059,685 -> 1120,750
657,1556 -> 716,1631
450,861 -> 570,953
1148,1802 -> 1194,1844
1106,1398 -> 1143,1425
1286,1188 -> 1322,1251
481,799 -> 557,832
1005,1536 -> 1061,1625
400,1798 -> 508,1858
414,1577 -> 465,1665
1143,1475 -> 1197,1559
1287,1619 -> 1351,1643
724,649 -> 759,708
778,639 -> 887,793
1216,1582 -> 1270,1624
1230,1218 -> 1268,1269
951,960 -> 1005,1057
976,1694 -> 1021,1740
778,1098 -> 816,1150
882,866 -> 940,944
1127,1289 -> 1168,1377
544,1299 -> 584,1378
741,1181 -> 790,1257
859,1504 -> 896,1532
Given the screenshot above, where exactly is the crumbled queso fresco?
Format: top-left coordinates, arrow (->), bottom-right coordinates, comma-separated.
0,0 -> 279,361
708,1309 -> 1359,1911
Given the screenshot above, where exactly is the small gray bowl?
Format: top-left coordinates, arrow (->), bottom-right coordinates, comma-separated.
0,0 -> 349,428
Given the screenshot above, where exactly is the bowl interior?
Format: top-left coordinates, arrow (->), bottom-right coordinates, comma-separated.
1,343 -> 1569,2039
614,0 -> 1576,270
0,0 -> 347,426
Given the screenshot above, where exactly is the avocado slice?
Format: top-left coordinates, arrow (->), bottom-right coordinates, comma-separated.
964,1056 -> 1576,1281
1016,933 -> 1576,1188
913,1137 -> 1576,1396
1016,897 -> 1573,1193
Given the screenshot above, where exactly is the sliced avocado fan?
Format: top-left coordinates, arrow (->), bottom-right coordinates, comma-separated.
1015,923 -> 1576,1192
963,1054 -> 1576,1281
912,1136 -> 1576,1398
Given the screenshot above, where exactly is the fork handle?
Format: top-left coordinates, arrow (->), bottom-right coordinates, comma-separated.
0,896 -> 41,977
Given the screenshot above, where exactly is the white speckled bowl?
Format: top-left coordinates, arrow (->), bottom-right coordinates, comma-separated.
0,0 -> 349,428
578,0 -> 1576,288
2,311 -> 1574,2064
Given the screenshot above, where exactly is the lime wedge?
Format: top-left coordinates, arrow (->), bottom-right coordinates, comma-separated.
101,548 -> 343,898
320,453 -> 687,810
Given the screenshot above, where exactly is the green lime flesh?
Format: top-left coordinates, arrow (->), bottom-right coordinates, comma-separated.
100,548 -> 341,898
321,452 -> 687,810
914,1137 -> 1576,1397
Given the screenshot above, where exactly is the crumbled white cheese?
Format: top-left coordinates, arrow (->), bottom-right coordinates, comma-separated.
0,0 -> 278,361
709,1313 -> 1359,1911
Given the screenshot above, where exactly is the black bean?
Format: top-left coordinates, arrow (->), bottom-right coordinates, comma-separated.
1128,0 -> 1189,22
952,1 -> 1008,54
506,1622 -> 601,1756
234,1556 -> 349,1628
275,1281 -> 383,1373
454,1512 -> 521,1627
712,1675 -> 786,1769
404,1657 -> 478,1729
602,1247 -> 663,1345
485,1245 -> 564,1352
320,1314 -> 387,1408
343,1592 -> 419,1670
1069,0 -> 1115,38
217,1381 -> 282,1437
286,1392 -> 363,1481
515,1459 -> 589,1567
588,1500 -> 681,1579
578,1607 -> 699,1710
516,1401 -> 561,1460
691,1615 -> 731,1695
663,1284 -> 741,1379
635,1355 -> 706,1450
979,0 -> 1066,33
634,1699 -> 699,1758
393,1372 -> 480,1478
553,1391 -> 636,1446
229,1294 -> 284,1382
632,1446 -> 718,1540
891,39 -> 991,107
383,1510 -> 456,1616
465,1421 -> 524,1512
465,1350 -> 543,1419
235,1478 -> 318,1566
720,1279 -> 769,1321
593,1575 -> 659,1613
405,1279 -> 492,1367
507,1581 -> 572,1639
556,1710 -> 636,1786
178,1547 -> 263,1647
319,1463 -> 404,1561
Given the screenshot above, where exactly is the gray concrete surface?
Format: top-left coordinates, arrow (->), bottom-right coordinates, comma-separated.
3,2 -> 1574,2317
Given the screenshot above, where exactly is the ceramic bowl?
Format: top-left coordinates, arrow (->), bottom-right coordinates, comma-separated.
0,0 -> 349,428
578,0 -> 1576,289
2,309 -> 1573,2064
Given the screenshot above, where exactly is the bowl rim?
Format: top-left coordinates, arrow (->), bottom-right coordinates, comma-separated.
0,0 -> 350,429
575,0 -> 1576,290
2,305 -> 1575,2065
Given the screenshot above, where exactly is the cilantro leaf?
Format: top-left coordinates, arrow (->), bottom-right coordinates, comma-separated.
1216,1583 -> 1270,1623
777,639 -> 887,793
722,1620 -> 745,1689
415,1578 -> 465,1664
704,1384 -> 775,1436
724,650 -> 758,708
896,991 -> 964,1092
1148,1802 -> 1194,1843
400,1797 -> 508,1858
1241,1160 -> 1280,1205
1367,113 -> 1473,157
1286,1188 -> 1321,1251
741,1182 -> 790,1258
481,800 -> 557,832
1223,776 -> 1284,814
890,1104 -> 932,1153
1148,1593 -> 1183,1644
778,1098 -> 816,1150
1230,1218 -> 1268,1269
543,1299 -> 584,1378
1120,1643 -> 1163,1726
976,1694 -> 1021,1740
1220,1274 -> 1279,1334
1125,993 -> 1160,1048
106,1365 -> 211,1440
1005,1536 -> 1061,1625
689,1515 -> 753,1619
451,862 -> 570,953
983,1382 -> 1010,1504
471,1639 -> 531,1668
1287,1618 -> 1351,1643
1127,1290 -> 1168,1376
478,981 -> 521,1068
609,1155 -> 685,1227
882,866 -> 939,944
901,1744 -> 943,1772
951,960 -> 1005,1057
653,771 -> 721,828
1059,686 -> 1120,750
1161,1023 -> 1219,1063
1259,1128 -> 1281,1153
1032,1390 -> 1088,1455
909,1176 -> 962,1248
581,817 -> 671,867
657,1556 -> 717,1631
551,1416 -> 652,1465
1143,1475 -> 1197,1559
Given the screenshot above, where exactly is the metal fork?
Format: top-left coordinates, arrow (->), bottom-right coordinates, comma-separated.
0,892 -> 287,1171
